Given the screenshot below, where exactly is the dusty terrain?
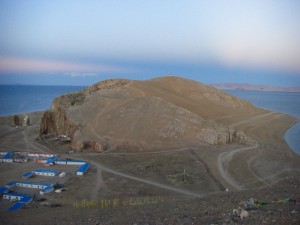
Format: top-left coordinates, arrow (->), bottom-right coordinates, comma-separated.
0,77 -> 300,224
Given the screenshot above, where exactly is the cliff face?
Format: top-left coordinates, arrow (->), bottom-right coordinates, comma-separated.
40,76 -> 254,152
39,92 -> 84,137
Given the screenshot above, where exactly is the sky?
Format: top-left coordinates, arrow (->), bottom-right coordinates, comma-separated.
0,0 -> 300,87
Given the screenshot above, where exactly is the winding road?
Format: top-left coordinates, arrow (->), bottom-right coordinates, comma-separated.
1,110 -> 286,200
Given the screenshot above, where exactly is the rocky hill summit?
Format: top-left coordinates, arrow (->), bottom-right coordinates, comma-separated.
40,76 -> 255,152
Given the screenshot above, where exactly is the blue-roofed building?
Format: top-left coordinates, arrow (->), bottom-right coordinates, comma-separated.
14,181 -> 52,189
44,155 -> 59,165
0,187 -> 9,196
3,193 -> 26,201
76,163 -> 89,175
4,181 -> 54,195
8,202 -> 24,211
5,181 -> 17,188
3,193 -> 33,211
22,171 -> 34,180
3,152 -> 13,159
40,185 -> 54,195
67,160 -> 86,165
55,159 -> 86,165
2,152 -> 13,162
54,159 -> 68,165
34,169 -> 59,176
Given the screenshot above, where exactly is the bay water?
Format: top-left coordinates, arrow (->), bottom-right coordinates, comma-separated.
226,90 -> 300,155
0,85 -> 85,116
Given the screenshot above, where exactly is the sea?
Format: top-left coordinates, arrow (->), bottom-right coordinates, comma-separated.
0,85 -> 299,155
225,90 -> 300,155
0,85 -> 85,116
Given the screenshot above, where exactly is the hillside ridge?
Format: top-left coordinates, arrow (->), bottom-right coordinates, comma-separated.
40,76 -> 258,152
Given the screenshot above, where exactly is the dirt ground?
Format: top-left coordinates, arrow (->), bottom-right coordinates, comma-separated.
0,110 -> 300,225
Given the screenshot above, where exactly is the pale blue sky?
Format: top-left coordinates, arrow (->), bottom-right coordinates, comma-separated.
0,0 -> 300,86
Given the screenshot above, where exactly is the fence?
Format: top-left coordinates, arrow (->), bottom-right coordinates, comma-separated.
73,196 -> 164,209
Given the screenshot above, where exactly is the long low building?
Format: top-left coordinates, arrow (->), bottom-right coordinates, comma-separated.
34,169 -> 59,176
27,152 -> 58,158
3,193 -> 33,211
55,159 -> 86,165
22,169 -> 59,180
22,171 -> 34,180
0,152 -> 14,163
76,163 -> 89,175
0,187 -> 9,196
5,181 -> 54,195
44,155 -> 59,166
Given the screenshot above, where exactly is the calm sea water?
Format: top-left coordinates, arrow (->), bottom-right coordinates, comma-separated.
0,85 -> 298,155
0,85 -> 85,116
225,90 -> 300,155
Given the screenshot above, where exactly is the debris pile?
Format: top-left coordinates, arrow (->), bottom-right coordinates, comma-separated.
166,169 -> 200,185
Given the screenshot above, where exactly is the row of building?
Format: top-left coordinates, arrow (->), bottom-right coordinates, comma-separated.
21,165 -> 89,179
0,152 -> 15,163
0,151 -> 90,211
0,151 -> 59,163
0,181 -> 55,211
0,191 -> 32,211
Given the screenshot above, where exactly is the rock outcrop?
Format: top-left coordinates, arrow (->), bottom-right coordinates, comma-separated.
11,114 -> 30,127
39,76 -> 254,152
11,115 -> 20,127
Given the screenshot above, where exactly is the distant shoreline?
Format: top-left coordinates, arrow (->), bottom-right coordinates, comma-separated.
211,83 -> 300,92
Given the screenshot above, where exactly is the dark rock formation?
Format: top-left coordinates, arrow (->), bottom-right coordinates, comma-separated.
11,115 -> 21,127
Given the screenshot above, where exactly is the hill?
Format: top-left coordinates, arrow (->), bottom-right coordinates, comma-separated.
40,76 -> 259,152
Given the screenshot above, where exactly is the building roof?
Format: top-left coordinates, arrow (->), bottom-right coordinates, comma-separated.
76,163 -> 90,173
45,155 -> 59,164
10,181 -> 54,188
9,202 -> 25,211
4,192 -> 28,198
0,187 -> 9,194
41,186 -> 54,192
5,181 -> 17,187
22,171 -> 34,177
28,152 -> 58,155
6,193 -> 32,211
3,152 -> 13,159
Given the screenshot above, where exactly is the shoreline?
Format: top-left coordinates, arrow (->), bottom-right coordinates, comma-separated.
284,120 -> 300,155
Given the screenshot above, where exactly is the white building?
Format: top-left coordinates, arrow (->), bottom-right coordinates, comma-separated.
27,152 -> 58,158
34,169 -> 59,176
6,181 -> 54,195
3,193 -> 33,211
58,172 -> 66,177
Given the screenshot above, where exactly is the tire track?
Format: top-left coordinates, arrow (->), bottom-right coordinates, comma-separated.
189,149 -> 226,191
217,112 -> 277,190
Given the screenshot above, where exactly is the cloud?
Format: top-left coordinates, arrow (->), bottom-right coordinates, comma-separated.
0,56 -> 126,73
